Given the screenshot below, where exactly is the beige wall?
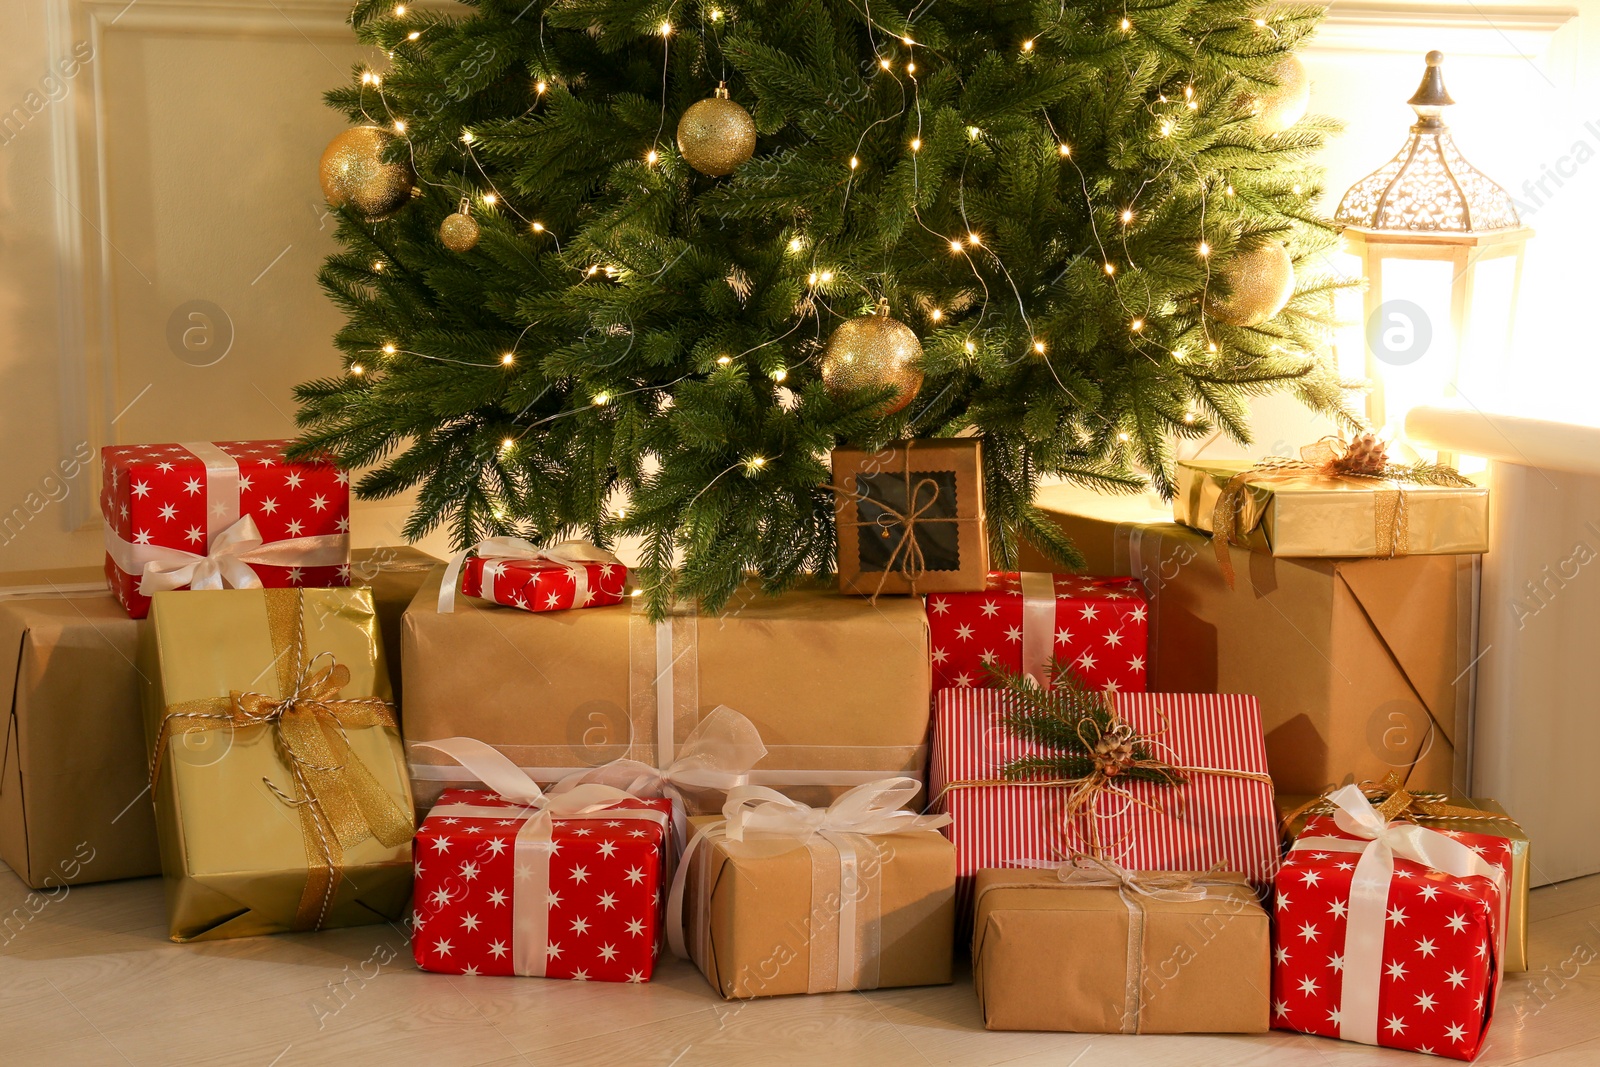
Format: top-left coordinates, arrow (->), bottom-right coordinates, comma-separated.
0,1 -> 1590,573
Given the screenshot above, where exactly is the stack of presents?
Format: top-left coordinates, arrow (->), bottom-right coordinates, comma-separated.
0,435 -> 1528,1059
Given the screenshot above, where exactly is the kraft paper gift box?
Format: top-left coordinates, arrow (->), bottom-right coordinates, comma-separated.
971,865 -> 1271,1033
832,439 -> 988,596
101,440 -> 351,619
0,550 -> 436,891
402,575 -> 932,811
1279,789 -> 1531,972
1019,484 -> 1476,795
140,586 -> 414,941
1175,458 -> 1489,559
677,783 -> 956,999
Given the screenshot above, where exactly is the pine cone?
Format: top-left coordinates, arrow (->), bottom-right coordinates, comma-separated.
1093,734 -> 1135,777
1336,433 -> 1389,477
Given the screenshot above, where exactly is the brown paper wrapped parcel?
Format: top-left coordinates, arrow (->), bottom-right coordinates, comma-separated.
676,781 -> 956,999
1019,485 -> 1475,795
402,575 -> 932,810
972,863 -> 1270,1033
0,550 -> 435,891
140,587 -> 414,941
1175,458 -> 1488,559
1279,791 -> 1531,972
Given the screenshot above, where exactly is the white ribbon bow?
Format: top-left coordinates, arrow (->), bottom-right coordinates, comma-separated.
1293,783 -> 1508,1049
438,536 -> 623,613
104,514 -> 349,597
413,736 -> 667,977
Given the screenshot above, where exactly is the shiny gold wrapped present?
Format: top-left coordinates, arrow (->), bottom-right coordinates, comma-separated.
1175,457 -> 1488,563
140,587 -> 414,942
1278,785 -> 1530,971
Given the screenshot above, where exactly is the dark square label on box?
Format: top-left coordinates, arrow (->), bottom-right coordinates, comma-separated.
854,469 -> 962,573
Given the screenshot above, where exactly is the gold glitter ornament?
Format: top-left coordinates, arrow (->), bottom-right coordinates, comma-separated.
820,304 -> 924,416
439,197 -> 480,252
676,83 -> 757,177
319,125 -> 414,221
1206,241 -> 1295,327
1249,54 -> 1310,135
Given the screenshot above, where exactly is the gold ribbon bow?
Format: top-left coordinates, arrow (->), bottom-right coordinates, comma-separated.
150,589 -> 414,931
1209,435 -> 1471,587
1282,771 -> 1523,838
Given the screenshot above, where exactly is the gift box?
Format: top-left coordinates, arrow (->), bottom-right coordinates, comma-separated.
412,764 -> 671,981
1271,786 -> 1512,1060
677,782 -> 956,999
102,440 -> 351,618
1279,789 -> 1530,972
972,864 -> 1270,1033
927,571 -> 1148,692
403,577 -> 932,811
929,688 -> 1279,910
1019,485 -> 1475,795
831,439 -> 987,596
140,586 -> 414,941
1175,458 -> 1489,560
0,549 -> 434,891
449,538 -> 627,613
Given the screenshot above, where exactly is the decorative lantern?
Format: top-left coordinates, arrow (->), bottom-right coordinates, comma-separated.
1334,51 -> 1531,438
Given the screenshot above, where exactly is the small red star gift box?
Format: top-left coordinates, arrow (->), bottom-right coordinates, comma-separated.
439,537 -> 627,614
926,572 -> 1148,692
101,440 -> 350,619
929,688 -> 1278,913
411,740 -> 671,982
1270,785 -> 1511,1060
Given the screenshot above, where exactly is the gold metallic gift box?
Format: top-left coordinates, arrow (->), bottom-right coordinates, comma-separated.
140,587 -> 414,942
1175,459 -> 1489,558
1278,793 -> 1531,972
972,868 -> 1270,1033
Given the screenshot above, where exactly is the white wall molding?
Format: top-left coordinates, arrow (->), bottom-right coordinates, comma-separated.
1311,2 -> 1580,58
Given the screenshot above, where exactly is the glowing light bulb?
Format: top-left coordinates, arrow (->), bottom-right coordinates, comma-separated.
372,260 -> 385,272
1225,184 -> 1235,196
1120,17 -> 1131,30
1059,143 -> 1071,157
930,308 -> 943,322
963,340 -> 976,354
531,221 -> 545,232
351,364 -> 365,375
716,355 -> 732,365
1022,39 -> 1035,52
910,137 -> 921,152
1104,262 -> 1115,275
1254,17 -> 1267,27
820,270 -> 834,282
593,393 -> 610,405
501,437 -> 514,451
1131,318 -> 1144,331
659,20 -> 672,35
1118,432 -> 1130,442
967,233 -> 981,246
745,456 -> 766,471
788,237 -> 803,252
849,156 -> 859,170
1293,183 -> 1303,194
1184,411 -> 1196,424
1185,86 -> 1194,99
808,272 -> 819,285
968,126 -> 982,140
773,368 -> 787,382
646,149 -> 659,165
393,120 -> 406,133
711,8 -> 722,20
1033,340 -> 1047,354
907,62 -> 917,74
950,239 -> 964,254
586,265 -> 599,276
1208,341 -> 1218,353
501,353 -> 515,365
461,129 -> 474,143
1198,241 -> 1210,257
535,80 -> 548,95
394,2 -> 405,11
1121,209 -> 1133,223
483,192 -> 497,205
360,71 -> 378,86
901,35 -> 914,45
880,58 -> 892,70
382,343 -> 397,355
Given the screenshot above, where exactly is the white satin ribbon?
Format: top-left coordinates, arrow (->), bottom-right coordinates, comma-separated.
105,515 -> 349,596
414,737 -> 667,977
438,536 -> 622,613
1292,784 -> 1508,1048
666,778 -> 950,991
1018,571 -> 1056,689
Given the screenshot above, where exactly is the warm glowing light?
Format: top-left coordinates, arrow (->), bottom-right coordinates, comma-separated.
968,126 -> 982,140
1022,39 -> 1035,52
406,30 -> 420,40
659,21 -> 672,35
716,355 -> 732,365
535,80 -> 548,95
880,58 -> 892,70
586,265 -> 599,276
967,233 -> 981,246
1059,143 -> 1071,157
788,237 -> 803,252
710,8 -> 723,19
910,137 -> 921,152
1033,340 -> 1047,354
1118,432 -> 1130,442
646,149 -> 659,165
901,35 -> 914,45
1198,241 -> 1210,257
483,192 -> 497,206
361,71 -> 380,86
744,455 -> 767,474
382,343 -> 397,355
1293,183 -> 1303,194
1104,262 -> 1116,275
395,4 -> 406,13
351,364 -> 364,375
849,156 -> 860,170
950,239 -> 964,254
393,120 -> 406,133
1185,86 -> 1194,99
773,368 -> 787,382
461,129 -> 474,143
1120,17 -> 1131,30
501,437 -> 514,451
531,221 -> 545,232
1225,184 -> 1235,196
819,270 -> 834,282
501,353 -> 515,365
372,260 -> 385,272
593,393 -> 610,405
1160,121 -> 1172,136
808,272 -> 819,284
1184,410 -> 1197,424
907,62 -> 917,74
1208,341 -> 1218,353
963,339 -> 976,354
1120,209 -> 1133,223
930,308 -> 943,322
1254,17 -> 1267,27
1131,318 -> 1144,331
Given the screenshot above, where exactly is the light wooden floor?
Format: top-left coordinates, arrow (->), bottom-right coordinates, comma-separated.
4,863 -> 1600,1067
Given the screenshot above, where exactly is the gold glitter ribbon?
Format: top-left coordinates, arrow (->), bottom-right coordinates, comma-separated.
150,588 -> 413,931
1210,438 -> 1417,587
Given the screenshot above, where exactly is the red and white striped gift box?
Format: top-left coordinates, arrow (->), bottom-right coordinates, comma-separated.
930,688 -> 1278,909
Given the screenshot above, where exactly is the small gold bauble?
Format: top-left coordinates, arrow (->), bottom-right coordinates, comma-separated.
1250,54 -> 1310,135
820,308 -> 924,416
318,125 -> 415,221
676,86 -> 757,177
440,207 -> 481,253
1206,241 -> 1295,327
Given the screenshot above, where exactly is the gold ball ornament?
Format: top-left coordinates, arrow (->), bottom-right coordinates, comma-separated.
820,306 -> 924,416
439,198 -> 481,252
1206,241 -> 1295,327
676,85 -> 757,177
318,125 -> 414,221
1249,54 -> 1310,135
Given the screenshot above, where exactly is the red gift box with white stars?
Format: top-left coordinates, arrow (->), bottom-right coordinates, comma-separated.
100,440 -> 350,619
412,787 -> 671,982
929,688 -> 1278,912
926,572 -> 1148,692
460,555 -> 627,613
1271,813 -> 1511,1060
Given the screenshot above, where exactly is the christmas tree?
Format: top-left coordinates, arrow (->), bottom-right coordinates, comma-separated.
298,0 -> 1352,614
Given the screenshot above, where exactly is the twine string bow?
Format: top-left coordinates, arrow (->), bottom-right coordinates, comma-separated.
835,440 -> 963,600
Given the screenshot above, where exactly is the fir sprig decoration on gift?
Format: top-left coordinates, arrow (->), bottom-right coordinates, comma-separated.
992,662 -> 1185,789
1324,432 -> 1475,487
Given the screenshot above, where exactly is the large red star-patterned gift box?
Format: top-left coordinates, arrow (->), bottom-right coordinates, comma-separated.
1270,789 -> 1511,1060
926,572 -> 1148,692
929,689 -> 1278,911
412,787 -> 672,982
101,441 -> 350,619
460,554 -> 627,613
